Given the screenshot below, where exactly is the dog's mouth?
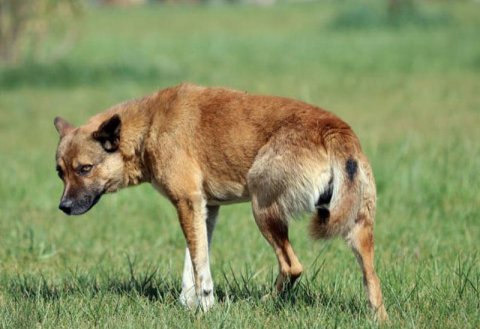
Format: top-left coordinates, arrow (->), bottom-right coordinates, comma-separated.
76,192 -> 103,215
59,191 -> 104,216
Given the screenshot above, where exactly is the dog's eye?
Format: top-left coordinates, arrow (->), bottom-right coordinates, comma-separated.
78,164 -> 93,176
56,165 -> 64,180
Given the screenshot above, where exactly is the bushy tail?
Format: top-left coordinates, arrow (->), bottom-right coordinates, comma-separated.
309,156 -> 363,240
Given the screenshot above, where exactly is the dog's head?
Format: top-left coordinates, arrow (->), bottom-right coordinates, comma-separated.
54,114 -> 125,215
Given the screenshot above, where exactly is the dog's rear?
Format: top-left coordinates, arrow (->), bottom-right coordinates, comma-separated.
244,105 -> 387,321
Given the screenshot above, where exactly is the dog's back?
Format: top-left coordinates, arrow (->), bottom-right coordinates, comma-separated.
148,84 -> 370,231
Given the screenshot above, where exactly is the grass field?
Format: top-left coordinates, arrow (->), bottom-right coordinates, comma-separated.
0,1 -> 479,328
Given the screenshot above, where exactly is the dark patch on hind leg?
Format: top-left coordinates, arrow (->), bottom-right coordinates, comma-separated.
315,177 -> 333,224
317,207 -> 330,224
316,177 -> 333,206
345,158 -> 358,182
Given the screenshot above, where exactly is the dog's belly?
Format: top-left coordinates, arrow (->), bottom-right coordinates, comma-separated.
206,197 -> 250,206
204,179 -> 250,206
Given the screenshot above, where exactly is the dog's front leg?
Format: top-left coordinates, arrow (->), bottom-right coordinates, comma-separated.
175,193 -> 214,311
180,205 -> 219,308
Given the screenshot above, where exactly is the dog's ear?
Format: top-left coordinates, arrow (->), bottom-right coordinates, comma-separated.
54,117 -> 74,137
92,114 -> 122,152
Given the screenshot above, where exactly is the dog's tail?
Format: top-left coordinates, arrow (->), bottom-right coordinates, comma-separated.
309,131 -> 364,240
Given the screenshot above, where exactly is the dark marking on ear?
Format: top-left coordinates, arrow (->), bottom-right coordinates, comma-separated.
345,158 -> 358,182
92,114 -> 121,152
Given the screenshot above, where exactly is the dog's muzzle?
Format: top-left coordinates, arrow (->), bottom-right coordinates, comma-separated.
59,192 -> 103,216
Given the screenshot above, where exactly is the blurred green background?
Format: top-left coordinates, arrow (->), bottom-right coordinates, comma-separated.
0,0 -> 479,327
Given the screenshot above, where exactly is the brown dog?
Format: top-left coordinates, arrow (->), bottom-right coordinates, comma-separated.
54,83 -> 387,321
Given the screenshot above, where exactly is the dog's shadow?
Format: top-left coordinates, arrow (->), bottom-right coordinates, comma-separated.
6,267 -> 365,316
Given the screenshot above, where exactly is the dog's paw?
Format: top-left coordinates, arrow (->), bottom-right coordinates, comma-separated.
198,289 -> 215,312
179,287 -> 215,312
179,286 -> 197,309
374,305 -> 389,323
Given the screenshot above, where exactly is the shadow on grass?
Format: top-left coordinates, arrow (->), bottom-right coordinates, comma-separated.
6,266 -> 176,302
0,61 -> 183,89
5,266 -> 365,316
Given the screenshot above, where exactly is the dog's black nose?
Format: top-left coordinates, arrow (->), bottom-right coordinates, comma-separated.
59,199 -> 73,215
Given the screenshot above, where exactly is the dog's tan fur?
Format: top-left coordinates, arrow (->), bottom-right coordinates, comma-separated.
54,83 -> 387,321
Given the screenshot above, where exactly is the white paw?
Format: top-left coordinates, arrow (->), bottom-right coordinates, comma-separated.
179,286 -> 197,309
179,287 -> 215,312
198,288 -> 215,311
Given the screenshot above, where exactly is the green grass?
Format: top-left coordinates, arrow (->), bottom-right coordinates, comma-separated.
0,1 -> 479,328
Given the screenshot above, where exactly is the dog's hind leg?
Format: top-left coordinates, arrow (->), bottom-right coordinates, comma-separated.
246,132 -> 328,293
251,197 -> 303,292
346,206 -> 388,322
180,205 -> 219,308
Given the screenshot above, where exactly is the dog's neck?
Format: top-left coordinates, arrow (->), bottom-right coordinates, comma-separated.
103,87 -> 178,189
110,95 -> 158,187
